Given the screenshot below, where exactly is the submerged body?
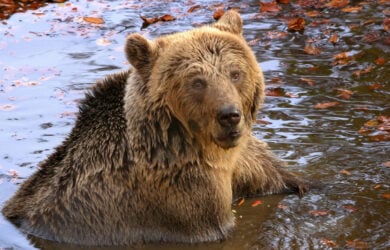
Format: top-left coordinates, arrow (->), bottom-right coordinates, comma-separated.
2,11 -> 307,246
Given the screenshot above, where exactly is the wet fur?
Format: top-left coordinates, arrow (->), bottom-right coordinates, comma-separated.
2,11 -> 308,246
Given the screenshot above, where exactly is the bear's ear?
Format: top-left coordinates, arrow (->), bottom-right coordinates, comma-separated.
125,34 -> 158,81
213,10 -> 243,35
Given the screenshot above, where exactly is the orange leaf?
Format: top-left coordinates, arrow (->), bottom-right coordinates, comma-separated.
300,77 -> 315,86
256,119 -> 271,125
288,17 -> 305,32
337,88 -> 353,100
384,193 -> 390,199
306,10 -> 321,17
236,198 -> 245,206
277,0 -> 290,3
266,87 -> 284,97
140,16 -> 159,25
159,14 -> 175,22
325,0 -> 350,8
328,33 -> 339,44
187,5 -> 201,13
369,83 -> 383,90
353,65 -> 373,77
83,17 -> 104,24
374,184 -> 382,189
260,0 -> 281,12
213,8 -> 224,20
321,238 -> 338,248
277,203 -> 288,209
375,57 -> 386,65
251,200 -> 262,207
314,101 -> 340,109
346,240 -> 368,249
304,44 -> 322,55
384,18 -> 390,31
383,161 -> 390,168
309,210 -> 329,216
0,104 -> 16,111
341,6 -> 362,12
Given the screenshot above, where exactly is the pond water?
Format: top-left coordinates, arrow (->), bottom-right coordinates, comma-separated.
0,0 -> 389,249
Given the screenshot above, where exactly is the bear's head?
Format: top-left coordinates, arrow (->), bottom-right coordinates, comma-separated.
125,11 -> 264,150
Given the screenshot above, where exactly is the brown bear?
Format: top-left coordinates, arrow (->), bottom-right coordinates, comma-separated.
2,10 -> 308,246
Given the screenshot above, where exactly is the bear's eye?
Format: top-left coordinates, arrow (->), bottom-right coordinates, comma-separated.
230,71 -> 241,83
192,78 -> 207,89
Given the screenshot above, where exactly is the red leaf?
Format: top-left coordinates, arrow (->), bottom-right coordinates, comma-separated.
159,14 -> 175,22
251,200 -> 262,207
325,0 -> 350,8
342,204 -> 358,213
375,57 -> 386,65
328,33 -> 339,44
265,87 -> 284,97
187,5 -> 201,13
213,8 -> 224,20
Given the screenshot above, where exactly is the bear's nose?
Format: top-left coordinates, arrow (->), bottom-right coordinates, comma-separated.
217,106 -> 241,127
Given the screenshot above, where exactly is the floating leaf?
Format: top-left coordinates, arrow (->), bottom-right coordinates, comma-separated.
159,14 -> 175,22
251,200 -> 262,207
266,87 -> 285,97
383,161 -> 390,168
237,198 -> 245,206
213,8 -> 224,20
306,10 -> 321,17
187,5 -> 201,13
314,101 -> 340,109
383,193 -> 390,199
346,240 -> 368,249
277,0 -> 290,3
83,17 -> 104,24
300,77 -> 315,86
353,65 -> 373,77
309,210 -> 329,216
337,88 -> 353,100
259,0 -> 281,12
340,169 -> 351,175
369,83 -> 383,90
342,204 -> 358,213
304,44 -> 322,55
0,104 -> 16,111
375,57 -> 386,65
256,119 -> 271,125
96,38 -> 111,46
329,33 -> 339,44
277,203 -> 288,209
321,238 -> 338,248
325,0 -> 350,8
140,16 -> 159,25
342,6 -> 362,13
288,17 -> 305,32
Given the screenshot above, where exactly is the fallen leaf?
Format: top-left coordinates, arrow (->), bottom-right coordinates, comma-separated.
159,14 -> 175,22
321,238 -> 338,248
346,240 -> 368,249
265,31 -> 288,40
383,161 -> 390,168
187,5 -> 201,13
353,65 -> 373,77
337,88 -> 353,100
383,193 -> 390,199
83,17 -> 104,24
341,6 -> 362,12
314,101 -> 341,109
7,169 -> 19,178
309,210 -> 329,216
96,38 -> 111,46
237,198 -> 245,206
329,33 -> 339,44
288,17 -> 305,32
260,0 -> 281,12
248,38 -> 260,46
325,0 -> 350,8
374,184 -> 382,189
304,44 -> 322,55
0,104 -> 16,111
364,119 -> 378,127
306,10 -> 321,17
342,204 -> 359,213
140,16 -> 159,25
369,83 -> 383,90
213,8 -> 224,20
384,18 -> 390,31
256,119 -> 271,125
285,92 -> 299,98
251,200 -> 262,207
340,169 -> 351,175
266,87 -> 285,97
375,57 -> 386,65
300,77 -> 315,86
277,203 -> 288,209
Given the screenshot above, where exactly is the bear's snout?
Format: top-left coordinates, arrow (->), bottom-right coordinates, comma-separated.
217,105 -> 241,128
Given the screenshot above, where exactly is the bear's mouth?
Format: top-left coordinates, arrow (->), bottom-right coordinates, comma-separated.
215,129 -> 241,149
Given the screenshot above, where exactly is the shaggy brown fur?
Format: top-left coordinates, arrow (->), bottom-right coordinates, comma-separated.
2,11 -> 308,246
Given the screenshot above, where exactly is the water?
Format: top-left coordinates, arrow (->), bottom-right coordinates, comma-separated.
0,0 -> 389,249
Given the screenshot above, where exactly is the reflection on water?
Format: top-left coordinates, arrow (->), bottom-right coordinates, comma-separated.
0,0 -> 389,249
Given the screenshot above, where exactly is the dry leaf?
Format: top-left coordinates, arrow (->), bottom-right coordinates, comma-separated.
369,83 -> 383,90
251,200 -> 262,207
384,18 -> 390,31
337,88 -> 353,100
277,203 -> 288,209
383,161 -> 390,168
140,16 -> 159,25
266,87 -> 285,97
375,57 -> 386,65
325,0 -> 350,8
353,65 -> 373,77
306,10 -> 321,17
342,6 -> 362,12
256,119 -> 271,125
288,17 -> 305,32
213,8 -> 224,20
83,17 -> 104,24
0,104 -> 16,111
304,44 -> 322,55
346,240 -> 368,249
237,198 -> 245,206
314,101 -> 341,109
187,5 -> 201,13
321,238 -> 338,248
309,210 -> 329,216
300,77 -> 315,86
383,193 -> 390,199
260,0 -> 281,12
277,0 -> 290,3
340,169 -> 351,175
329,33 -> 339,44
159,14 -> 175,22
374,184 -> 382,189
342,204 -> 358,213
